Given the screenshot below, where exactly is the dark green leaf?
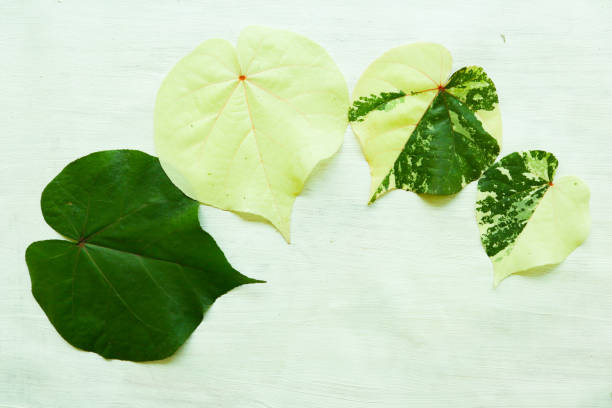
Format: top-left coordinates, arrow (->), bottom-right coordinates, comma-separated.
26,150 -> 260,361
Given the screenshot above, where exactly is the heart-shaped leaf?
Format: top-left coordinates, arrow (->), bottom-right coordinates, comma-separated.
25,150 -> 260,361
476,150 -> 590,286
349,43 -> 502,203
154,26 -> 349,242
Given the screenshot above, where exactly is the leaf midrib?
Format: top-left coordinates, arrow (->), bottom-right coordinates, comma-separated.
377,87 -> 497,195
79,241 -> 205,274
81,246 -> 166,334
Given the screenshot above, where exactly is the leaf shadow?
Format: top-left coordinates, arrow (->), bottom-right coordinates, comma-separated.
89,339 -> 189,365
231,209 -> 274,225
515,263 -> 560,279
495,263 -> 562,287
221,142 -> 342,241
301,144 -> 343,194
140,339 -> 190,365
417,191 -> 459,207
198,202 -> 281,240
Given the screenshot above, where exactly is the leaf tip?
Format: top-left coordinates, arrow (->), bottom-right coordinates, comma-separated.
493,270 -> 511,288
275,222 -> 292,244
279,230 -> 291,244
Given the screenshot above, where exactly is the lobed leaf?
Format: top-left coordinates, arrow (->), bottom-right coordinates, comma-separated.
154,26 -> 349,242
26,150 -> 260,361
476,151 -> 590,286
349,43 -> 502,202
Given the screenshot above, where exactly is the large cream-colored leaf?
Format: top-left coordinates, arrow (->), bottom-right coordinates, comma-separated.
476,151 -> 591,286
350,43 -> 502,201
154,26 -> 349,241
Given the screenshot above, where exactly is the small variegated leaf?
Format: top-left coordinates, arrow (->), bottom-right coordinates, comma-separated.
349,43 -> 502,203
476,151 -> 591,286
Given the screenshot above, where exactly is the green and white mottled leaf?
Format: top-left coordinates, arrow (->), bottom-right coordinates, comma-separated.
476,151 -> 590,286
348,91 -> 406,122
349,43 -> 502,203
25,150 -> 260,361
154,26 -> 349,242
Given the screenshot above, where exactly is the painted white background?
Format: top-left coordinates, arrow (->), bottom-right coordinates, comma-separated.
2,1 -> 612,406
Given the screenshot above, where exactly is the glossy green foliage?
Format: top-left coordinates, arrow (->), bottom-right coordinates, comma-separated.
26,150 -> 260,361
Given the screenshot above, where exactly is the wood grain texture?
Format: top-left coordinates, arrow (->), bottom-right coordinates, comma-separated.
2,0 -> 611,406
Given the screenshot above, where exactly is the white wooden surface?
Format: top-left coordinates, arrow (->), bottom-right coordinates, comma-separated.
2,1 -> 612,406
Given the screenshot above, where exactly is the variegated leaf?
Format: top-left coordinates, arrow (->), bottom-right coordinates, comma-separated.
476,151 -> 591,286
349,43 -> 502,203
